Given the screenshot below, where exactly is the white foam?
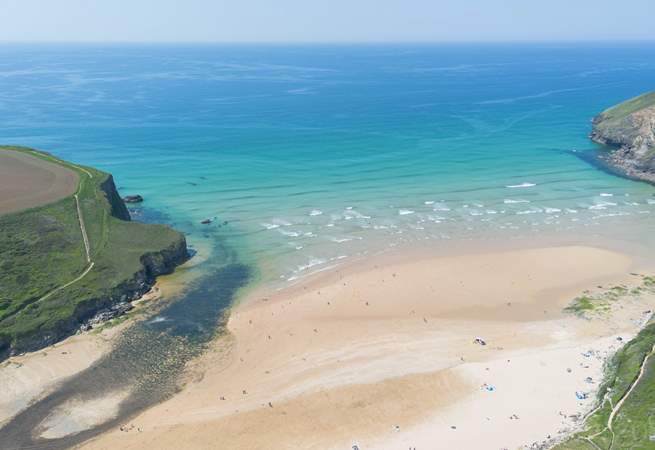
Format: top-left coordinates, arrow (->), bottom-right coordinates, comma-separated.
287,262 -> 340,282
344,209 -> 371,220
295,258 -> 327,273
278,229 -> 300,237
399,209 -> 415,216
504,199 -> 530,204
329,237 -> 353,243
432,203 -> 451,211
600,193 -> 613,197
544,207 -> 561,214
261,223 -> 280,230
506,182 -> 536,188
589,201 -> 617,210
516,208 -> 542,215
424,201 -> 435,205
273,218 -> 293,226
309,209 -> 323,216
147,316 -> 167,324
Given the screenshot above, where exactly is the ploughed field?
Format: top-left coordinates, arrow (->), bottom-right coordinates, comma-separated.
0,148 -> 79,215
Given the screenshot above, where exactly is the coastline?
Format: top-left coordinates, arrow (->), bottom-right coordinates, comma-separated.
0,146 -> 189,359
0,268 -> 194,430
76,241 -> 655,450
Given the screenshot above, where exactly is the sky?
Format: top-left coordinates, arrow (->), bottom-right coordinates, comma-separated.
1,0 -> 654,43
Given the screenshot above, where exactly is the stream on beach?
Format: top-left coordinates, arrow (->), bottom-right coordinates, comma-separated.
0,226 -> 250,449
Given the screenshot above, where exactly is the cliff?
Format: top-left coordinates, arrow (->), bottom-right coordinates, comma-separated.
100,174 -> 131,221
0,147 -> 189,358
590,92 -> 655,183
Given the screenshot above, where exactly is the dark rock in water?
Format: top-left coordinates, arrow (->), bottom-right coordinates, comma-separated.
123,194 -> 144,203
201,218 -> 212,225
591,92 -> 655,184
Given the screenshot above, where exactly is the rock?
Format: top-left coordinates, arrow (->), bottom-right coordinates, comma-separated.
201,218 -> 212,225
591,92 -> 655,183
123,194 -> 144,203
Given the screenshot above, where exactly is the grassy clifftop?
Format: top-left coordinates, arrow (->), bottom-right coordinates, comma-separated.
554,320 -> 655,449
0,146 -> 188,357
591,92 -> 655,183
594,92 -> 655,124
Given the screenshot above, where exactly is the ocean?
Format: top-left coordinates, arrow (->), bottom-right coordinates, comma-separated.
3,43 -> 655,286
3,43 -> 655,284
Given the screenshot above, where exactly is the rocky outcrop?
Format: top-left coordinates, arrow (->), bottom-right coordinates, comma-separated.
591,92 -> 655,183
123,194 -> 144,204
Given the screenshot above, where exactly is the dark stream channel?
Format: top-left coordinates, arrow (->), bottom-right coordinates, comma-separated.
0,212 -> 251,450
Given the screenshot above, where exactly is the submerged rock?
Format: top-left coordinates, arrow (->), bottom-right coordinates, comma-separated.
591,92 -> 655,183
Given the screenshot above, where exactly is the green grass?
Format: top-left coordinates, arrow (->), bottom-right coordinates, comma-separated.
556,279 -> 655,449
0,146 -> 186,356
597,92 -> 655,123
554,322 -> 655,449
564,280 -> 654,318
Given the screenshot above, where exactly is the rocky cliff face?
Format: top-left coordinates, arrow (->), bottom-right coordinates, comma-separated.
4,220 -> 188,358
100,174 -> 132,221
591,92 -> 655,183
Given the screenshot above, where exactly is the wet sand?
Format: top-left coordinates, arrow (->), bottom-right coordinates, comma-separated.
0,149 -> 79,215
78,244 -> 655,450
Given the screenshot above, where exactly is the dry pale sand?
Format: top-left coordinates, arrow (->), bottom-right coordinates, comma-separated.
0,326 -> 117,428
0,149 -> 79,215
77,244 -> 655,450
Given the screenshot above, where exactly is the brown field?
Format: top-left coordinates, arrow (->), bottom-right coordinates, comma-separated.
0,149 -> 79,215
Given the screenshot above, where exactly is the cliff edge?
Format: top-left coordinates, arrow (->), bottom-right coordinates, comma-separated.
0,147 -> 189,358
591,92 -> 655,183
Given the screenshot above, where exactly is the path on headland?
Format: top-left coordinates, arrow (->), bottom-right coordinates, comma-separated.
34,172 -> 95,305
579,337 -> 655,450
606,341 -> 655,449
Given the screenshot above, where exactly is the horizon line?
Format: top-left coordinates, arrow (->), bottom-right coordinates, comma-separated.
1,38 -> 654,46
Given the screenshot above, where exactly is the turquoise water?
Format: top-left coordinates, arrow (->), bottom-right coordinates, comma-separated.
2,43 -> 655,283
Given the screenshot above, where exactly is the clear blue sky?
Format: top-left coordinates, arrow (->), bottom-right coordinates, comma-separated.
2,0 -> 653,43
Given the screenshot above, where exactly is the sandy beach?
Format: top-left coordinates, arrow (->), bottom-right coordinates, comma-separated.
61,244 -> 653,450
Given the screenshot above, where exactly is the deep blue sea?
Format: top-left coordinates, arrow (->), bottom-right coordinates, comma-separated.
2,43 -> 655,284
